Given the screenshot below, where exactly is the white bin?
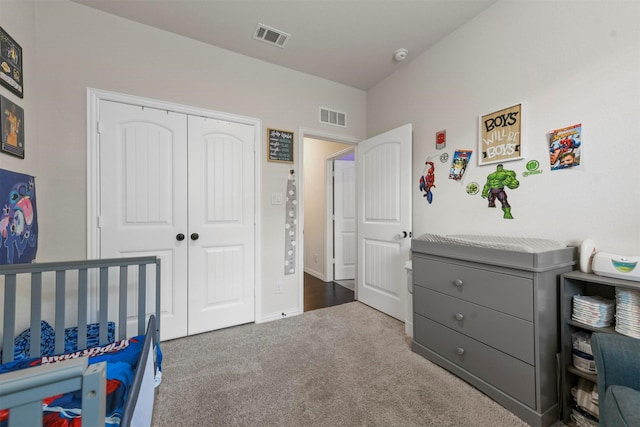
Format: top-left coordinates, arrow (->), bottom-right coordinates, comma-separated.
405,260 -> 413,337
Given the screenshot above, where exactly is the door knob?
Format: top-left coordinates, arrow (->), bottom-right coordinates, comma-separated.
191,233 -> 199,241
176,233 -> 185,241
400,231 -> 412,238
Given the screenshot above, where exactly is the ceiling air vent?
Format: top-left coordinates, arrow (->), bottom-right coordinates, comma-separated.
254,23 -> 290,48
320,107 -> 347,127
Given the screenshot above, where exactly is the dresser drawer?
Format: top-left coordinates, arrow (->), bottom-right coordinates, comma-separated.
414,314 -> 536,408
414,286 -> 534,364
413,257 -> 533,320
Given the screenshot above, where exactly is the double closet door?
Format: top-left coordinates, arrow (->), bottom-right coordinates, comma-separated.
98,100 -> 255,341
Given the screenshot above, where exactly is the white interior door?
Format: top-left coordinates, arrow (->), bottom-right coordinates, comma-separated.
333,159 -> 355,281
98,100 -> 189,340
186,116 -> 255,334
356,124 -> 412,320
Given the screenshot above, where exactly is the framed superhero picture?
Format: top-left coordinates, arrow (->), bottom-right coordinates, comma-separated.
548,123 -> 582,171
0,26 -> 23,98
0,168 -> 38,264
478,103 -> 523,165
1,95 -> 25,158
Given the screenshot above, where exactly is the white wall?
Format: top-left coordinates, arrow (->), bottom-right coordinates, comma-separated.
368,1 -> 640,255
1,0 -> 366,322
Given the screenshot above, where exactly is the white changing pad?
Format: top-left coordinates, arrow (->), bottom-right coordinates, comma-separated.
415,234 -> 566,253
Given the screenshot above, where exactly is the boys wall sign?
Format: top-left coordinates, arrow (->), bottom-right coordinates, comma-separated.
478,103 -> 523,165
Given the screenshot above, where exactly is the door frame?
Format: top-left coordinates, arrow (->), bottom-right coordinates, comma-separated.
86,88 -> 263,322
324,148 -> 355,283
298,127 -> 359,311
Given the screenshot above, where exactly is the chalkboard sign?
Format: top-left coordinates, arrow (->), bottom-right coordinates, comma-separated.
267,128 -> 294,163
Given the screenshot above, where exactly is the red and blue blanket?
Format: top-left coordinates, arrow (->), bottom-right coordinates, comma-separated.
0,335 -> 160,426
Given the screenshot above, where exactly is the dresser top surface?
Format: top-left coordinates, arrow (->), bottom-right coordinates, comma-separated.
412,237 -> 577,272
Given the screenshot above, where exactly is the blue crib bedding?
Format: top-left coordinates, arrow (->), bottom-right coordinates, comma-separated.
0,323 -> 162,426
9,320 -> 116,361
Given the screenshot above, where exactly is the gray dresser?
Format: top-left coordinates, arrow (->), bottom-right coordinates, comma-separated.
411,238 -> 576,427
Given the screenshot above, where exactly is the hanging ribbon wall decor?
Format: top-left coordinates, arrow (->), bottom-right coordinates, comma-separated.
284,171 -> 297,275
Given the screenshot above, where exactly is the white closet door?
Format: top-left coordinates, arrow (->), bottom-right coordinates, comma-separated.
356,124 -> 412,320
186,116 -> 255,334
98,100 -> 189,340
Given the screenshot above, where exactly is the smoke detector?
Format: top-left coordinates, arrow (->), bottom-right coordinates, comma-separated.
393,48 -> 408,62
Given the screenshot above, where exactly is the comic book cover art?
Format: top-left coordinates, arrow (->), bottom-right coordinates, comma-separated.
548,123 -> 582,170
449,150 -> 472,181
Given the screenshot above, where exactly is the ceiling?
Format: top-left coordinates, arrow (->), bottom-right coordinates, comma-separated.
71,0 -> 496,90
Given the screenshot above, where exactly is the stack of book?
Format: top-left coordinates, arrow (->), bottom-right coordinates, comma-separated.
615,287 -> 640,338
572,295 -> 615,328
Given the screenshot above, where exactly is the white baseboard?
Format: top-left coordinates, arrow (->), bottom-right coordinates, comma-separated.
258,307 -> 301,323
303,267 -> 325,281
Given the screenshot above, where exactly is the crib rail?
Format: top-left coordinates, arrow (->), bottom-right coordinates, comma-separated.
0,358 -> 106,427
1,256 -> 161,364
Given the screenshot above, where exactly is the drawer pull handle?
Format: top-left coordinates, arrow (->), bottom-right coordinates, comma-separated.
454,279 -> 463,287
455,313 -> 464,321
456,347 -> 465,356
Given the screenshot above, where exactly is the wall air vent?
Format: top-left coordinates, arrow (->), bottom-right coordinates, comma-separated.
319,107 -> 347,127
254,23 -> 290,48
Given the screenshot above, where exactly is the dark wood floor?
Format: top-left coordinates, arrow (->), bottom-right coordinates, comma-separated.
304,273 -> 355,312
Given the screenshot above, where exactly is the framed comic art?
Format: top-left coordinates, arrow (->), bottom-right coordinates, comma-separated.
0,26 -> 23,98
548,123 -> 582,171
478,103 -> 523,165
1,95 -> 24,158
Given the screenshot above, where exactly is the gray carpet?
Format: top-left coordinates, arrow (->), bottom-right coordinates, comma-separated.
152,302 -> 529,427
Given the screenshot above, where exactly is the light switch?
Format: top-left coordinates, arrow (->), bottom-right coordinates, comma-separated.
271,192 -> 283,205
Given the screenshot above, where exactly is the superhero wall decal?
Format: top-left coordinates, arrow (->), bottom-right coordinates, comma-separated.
418,161 -> 436,204
418,115 -> 575,222
481,164 -> 519,219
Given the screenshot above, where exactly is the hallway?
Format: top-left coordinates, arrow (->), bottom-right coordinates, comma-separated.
303,273 -> 355,312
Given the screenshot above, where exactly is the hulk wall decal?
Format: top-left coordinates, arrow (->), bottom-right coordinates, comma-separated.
481,164 -> 519,219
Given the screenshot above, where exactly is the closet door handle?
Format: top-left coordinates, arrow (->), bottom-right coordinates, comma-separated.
191,233 -> 200,241
454,279 -> 463,287
455,313 -> 464,321
176,233 -> 185,241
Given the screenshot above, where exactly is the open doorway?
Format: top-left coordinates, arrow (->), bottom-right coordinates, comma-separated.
301,135 -> 356,312
327,150 -> 355,286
